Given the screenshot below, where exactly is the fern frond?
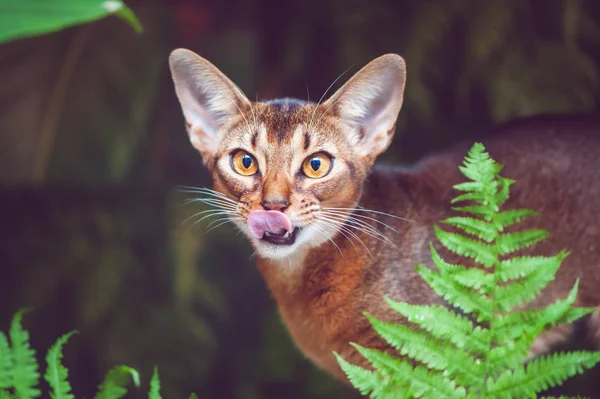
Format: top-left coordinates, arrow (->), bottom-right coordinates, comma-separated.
365,315 -> 482,386
384,300 -> 490,355
493,209 -> 537,229
44,332 -> 76,399
188,394 -> 198,399
9,310 -> 40,399
497,252 -> 568,282
334,352 -> 383,396
495,230 -> 549,255
0,333 -> 12,389
488,351 -> 600,396
450,205 -> 492,219
417,265 -> 492,321
94,366 -> 140,399
494,266 -> 561,313
442,216 -> 496,242
434,226 -> 495,267
0,389 -> 12,399
148,367 -> 162,399
494,281 -> 583,341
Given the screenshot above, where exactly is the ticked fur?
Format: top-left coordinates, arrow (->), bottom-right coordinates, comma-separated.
169,49 -> 600,381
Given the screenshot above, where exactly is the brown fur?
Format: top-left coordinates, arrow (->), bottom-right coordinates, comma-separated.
169,49 -> 600,382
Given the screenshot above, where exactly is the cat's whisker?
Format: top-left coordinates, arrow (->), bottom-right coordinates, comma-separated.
321,209 -> 400,234
325,205 -> 414,223
307,65 -> 354,131
205,215 -> 243,230
179,187 -> 238,204
205,217 -> 244,234
317,216 -> 375,255
320,213 -> 395,248
311,221 -> 343,256
186,197 -> 238,210
316,216 -> 371,254
321,210 -> 394,238
227,98 -> 254,138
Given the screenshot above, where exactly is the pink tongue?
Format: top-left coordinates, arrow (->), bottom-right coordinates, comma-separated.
247,210 -> 292,239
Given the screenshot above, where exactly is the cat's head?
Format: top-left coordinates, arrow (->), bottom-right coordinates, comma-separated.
169,49 -> 406,259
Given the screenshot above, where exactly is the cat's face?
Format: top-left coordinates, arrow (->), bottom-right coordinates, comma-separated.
170,50 -> 406,259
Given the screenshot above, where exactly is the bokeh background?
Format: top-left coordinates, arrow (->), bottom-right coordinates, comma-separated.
2,0 -> 600,398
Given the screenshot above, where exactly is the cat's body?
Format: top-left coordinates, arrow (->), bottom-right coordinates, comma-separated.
258,120 -> 600,379
169,50 -> 600,382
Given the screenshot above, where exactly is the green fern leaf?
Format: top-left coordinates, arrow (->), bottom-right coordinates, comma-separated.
0,333 -> 12,389
9,310 -> 40,399
498,252 -> 568,282
442,216 -> 497,242
188,394 -> 198,399
94,366 -> 140,399
494,281 -> 583,341
451,205 -> 492,219
333,352 -> 382,396
495,266 -> 561,313
0,390 -> 12,399
493,176 -> 515,207
45,332 -> 76,399
488,351 -> 600,396
493,209 -> 537,229
495,230 -> 549,255
434,226 -> 496,267
148,367 -> 162,399
384,299 -> 490,355
366,314 -> 482,386
417,265 -> 492,320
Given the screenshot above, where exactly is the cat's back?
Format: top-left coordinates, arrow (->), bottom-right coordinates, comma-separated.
363,114 -> 600,307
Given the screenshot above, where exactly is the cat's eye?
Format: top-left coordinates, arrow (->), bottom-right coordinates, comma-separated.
302,152 -> 332,179
231,150 -> 259,176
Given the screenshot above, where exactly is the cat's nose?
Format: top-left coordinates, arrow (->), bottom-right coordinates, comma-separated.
261,198 -> 289,212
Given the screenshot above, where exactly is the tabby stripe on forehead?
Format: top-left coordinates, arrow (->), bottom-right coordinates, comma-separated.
251,130 -> 258,148
303,131 -> 310,150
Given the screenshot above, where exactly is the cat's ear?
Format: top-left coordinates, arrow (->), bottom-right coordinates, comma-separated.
323,54 -> 406,162
169,48 -> 251,161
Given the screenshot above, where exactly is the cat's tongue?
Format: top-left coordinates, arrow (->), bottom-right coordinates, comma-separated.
247,210 -> 292,239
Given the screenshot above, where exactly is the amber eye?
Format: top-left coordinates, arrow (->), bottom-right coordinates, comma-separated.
231,150 -> 259,176
302,152 -> 332,178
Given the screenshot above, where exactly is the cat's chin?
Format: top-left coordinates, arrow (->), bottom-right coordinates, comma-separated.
237,222 -> 337,261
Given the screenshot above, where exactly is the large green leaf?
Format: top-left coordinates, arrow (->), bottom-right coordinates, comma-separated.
0,1 -> 142,44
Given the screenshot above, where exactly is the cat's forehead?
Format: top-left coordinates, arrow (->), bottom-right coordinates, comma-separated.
256,98 -> 313,144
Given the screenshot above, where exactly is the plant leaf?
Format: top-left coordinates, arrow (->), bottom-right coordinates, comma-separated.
0,0 -> 142,44
45,332 -> 77,399
94,365 -> 139,399
148,367 -> 161,399
0,333 -> 12,389
434,225 -> 496,267
9,310 -> 40,399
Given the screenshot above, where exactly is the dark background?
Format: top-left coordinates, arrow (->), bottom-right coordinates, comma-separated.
2,0 -> 600,398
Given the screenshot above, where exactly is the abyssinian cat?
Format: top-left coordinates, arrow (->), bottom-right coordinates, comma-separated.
169,49 -> 600,381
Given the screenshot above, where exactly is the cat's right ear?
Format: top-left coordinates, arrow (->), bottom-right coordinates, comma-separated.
169,49 -> 251,163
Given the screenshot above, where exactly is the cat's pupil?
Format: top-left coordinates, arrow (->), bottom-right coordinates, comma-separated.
242,155 -> 253,169
310,158 -> 321,171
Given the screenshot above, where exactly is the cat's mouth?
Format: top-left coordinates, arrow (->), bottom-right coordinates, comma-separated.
247,210 -> 300,246
261,227 -> 301,246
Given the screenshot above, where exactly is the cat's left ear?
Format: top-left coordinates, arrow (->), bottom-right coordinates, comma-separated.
323,54 -> 406,162
169,49 -> 251,163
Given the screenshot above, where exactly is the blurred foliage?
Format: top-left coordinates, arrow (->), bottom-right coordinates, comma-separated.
0,1 -> 141,45
1,0 -> 600,398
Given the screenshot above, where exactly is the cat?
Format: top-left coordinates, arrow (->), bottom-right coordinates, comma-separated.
168,49 -> 600,382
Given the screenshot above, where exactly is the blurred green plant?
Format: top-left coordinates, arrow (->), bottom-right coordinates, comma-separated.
0,310 -> 197,399
335,143 -> 600,398
404,0 -> 600,124
0,0 -> 142,44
